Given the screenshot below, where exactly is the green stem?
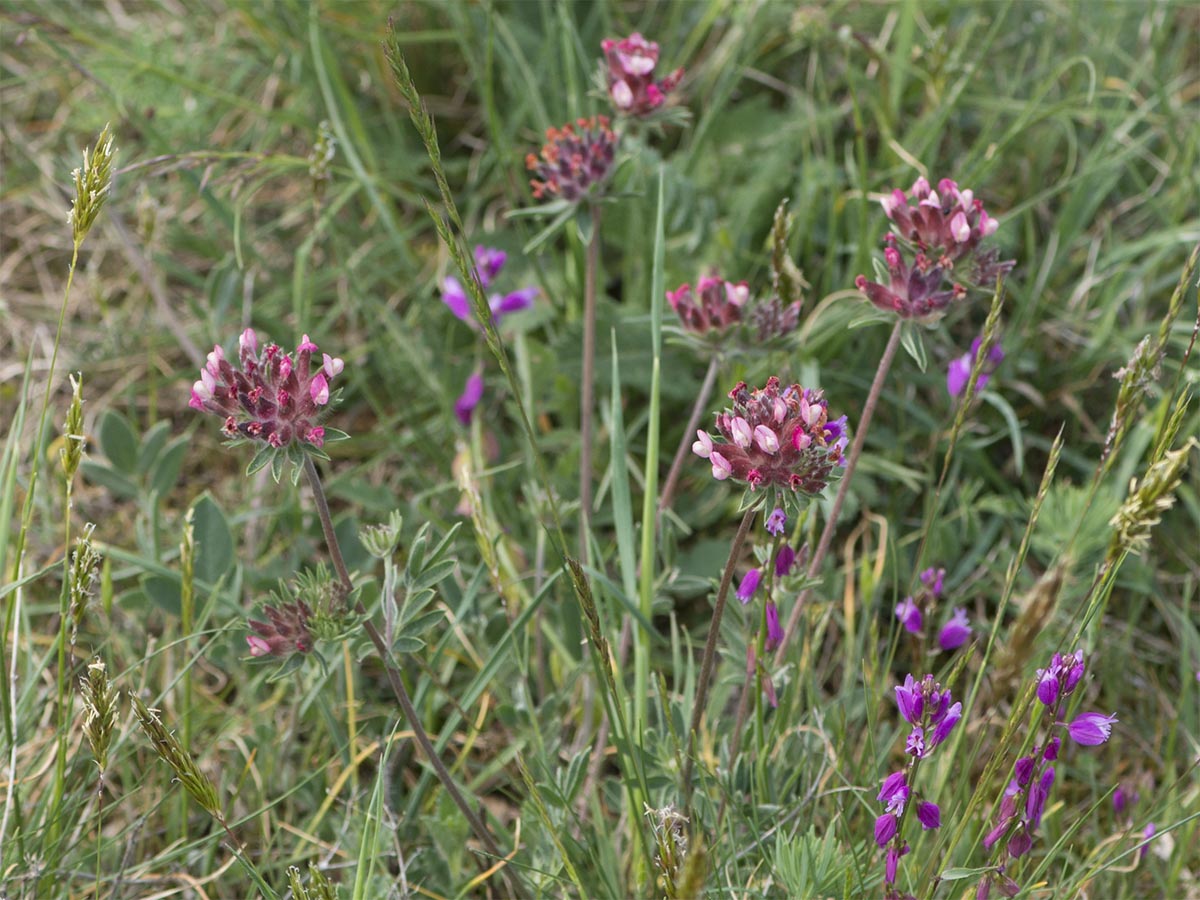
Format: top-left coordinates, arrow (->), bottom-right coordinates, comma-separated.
657,354 -> 721,527
682,505 -> 757,808
773,320 -> 903,666
301,457 -> 523,897
579,203 -> 602,561
38,241 -> 82,871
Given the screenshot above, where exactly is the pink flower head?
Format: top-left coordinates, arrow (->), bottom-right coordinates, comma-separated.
854,243 -> 966,321
882,175 -> 1003,266
527,116 -> 617,202
600,33 -> 683,117
667,275 -> 748,334
693,378 -> 847,496
247,599 -> 314,657
188,328 -> 342,450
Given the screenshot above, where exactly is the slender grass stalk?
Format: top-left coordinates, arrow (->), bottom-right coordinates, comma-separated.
773,319 -> 903,665
682,505 -> 757,808
657,355 -> 721,526
301,457 -> 523,897
579,202 -> 603,560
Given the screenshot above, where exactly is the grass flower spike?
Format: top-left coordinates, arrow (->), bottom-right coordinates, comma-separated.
948,336 -> 1005,397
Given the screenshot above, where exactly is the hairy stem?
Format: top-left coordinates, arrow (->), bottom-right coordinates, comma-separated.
579,203 -> 602,560
682,505 -> 757,807
773,320 -> 903,666
657,354 -> 721,527
302,457 -> 522,896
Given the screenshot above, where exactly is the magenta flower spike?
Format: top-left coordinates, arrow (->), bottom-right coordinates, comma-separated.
526,116 -> 618,202
189,328 -> 343,453
601,32 -> 683,117
692,377 -> 847,497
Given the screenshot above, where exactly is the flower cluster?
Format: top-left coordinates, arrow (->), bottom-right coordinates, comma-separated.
855,176 -> 1013,321
947,335 -> 1005,398
874,674 -> 961,898
976,649 -> 1117,899
247,599 -> 314,657
189,329 -> 343,450
667,275 -> 749,334
526,116 -> 617,202
894,567 -> 972,651
601,33 -> 683,117
692,377 -> 848,496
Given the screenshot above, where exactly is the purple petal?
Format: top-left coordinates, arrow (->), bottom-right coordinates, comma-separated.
454,371 -> 485,425
491,287 -> 538,319
442,276 -> 472,321
916,800 -> 941,830
1066,712 -> 1117,746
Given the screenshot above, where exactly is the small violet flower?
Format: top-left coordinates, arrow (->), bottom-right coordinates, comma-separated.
189,329 -> 342,450
526,116 -> 617,202
947,336 -> 1005,398
1066,711 -> 1118,746
454,371 -> 485,425
736,568 -> 761,605
937,607 -> 972,651
895,597 -> 923,634
441,245 -> 537,327
601,32 -> 683,117
765,600 -> 784,652
774,544 -> 797,577
765,507 -> 787,536
693,377 -> 848,496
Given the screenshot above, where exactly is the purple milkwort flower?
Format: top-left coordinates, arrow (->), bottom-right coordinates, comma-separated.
1066,711 -> 1118,746
895,596 -> 923,634
526,116 -> 617,202
601,33 -> 683,117
1113,783 -> 1139,816
765,507 -> 787,536
916,800 -> 941,830
667,275 -> 749,334
765,600 -> 784,651
894,674 -> 961,757
442,245 -> 537,326
454,371 -> 485,425
947,336 -> 1005,398
693,377 -> 848,495
1035,649 -> 1086,707
189,329 -> 342,450
736,568 -> 761,604
1140,822 -> 1155,859
937,607 -> 972,651
247,599 -> 314,657
874,813 -> 898,848
919,566 -> 945,597
774,544 -> 796,577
